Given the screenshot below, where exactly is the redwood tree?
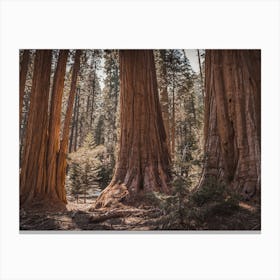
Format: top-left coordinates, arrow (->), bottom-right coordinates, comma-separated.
56,50 -> 81,203
20,50 -> 53,206
95,50 -> 171,208
46,50 -> 68,200
199,50 -> 261,200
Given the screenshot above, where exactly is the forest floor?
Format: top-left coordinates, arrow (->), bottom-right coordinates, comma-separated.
20,195 -> 261,231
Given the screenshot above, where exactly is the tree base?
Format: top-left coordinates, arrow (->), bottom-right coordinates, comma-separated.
94,183 -> 129,209
20,195 -> 67,212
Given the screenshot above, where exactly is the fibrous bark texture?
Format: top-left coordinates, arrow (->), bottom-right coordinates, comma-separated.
95,50 -> 171,208
56,50 -> 81,203
20,50 -> 53,206
199,50 -> 261,200
47,50 -> 68,201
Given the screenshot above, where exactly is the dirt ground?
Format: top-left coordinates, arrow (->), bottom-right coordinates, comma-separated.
19,196 -> 260,231
20,198 -> 166,231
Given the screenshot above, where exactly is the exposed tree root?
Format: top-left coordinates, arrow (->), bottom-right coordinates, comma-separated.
94,182 -> 129,209
89,207 -> 161,223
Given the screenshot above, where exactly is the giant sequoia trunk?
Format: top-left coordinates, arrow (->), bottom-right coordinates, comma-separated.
199,50 -> 261,200
95,50 -> 171,208
20,50 -> 53,207
46,50 -> 68,201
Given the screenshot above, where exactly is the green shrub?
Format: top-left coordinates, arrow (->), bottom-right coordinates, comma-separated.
67,134 -> 115,199
191,177 -> 225,206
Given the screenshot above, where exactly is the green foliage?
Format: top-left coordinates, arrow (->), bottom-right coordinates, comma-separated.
142,176 -> 243,230
102,50 -> 120,165
143,176 -> 191,229
154,50 -> 204,186
83,132 -> 96,149
183,177 -> 241,229
143,191 -> 171,210
94,116 -> 105,145
99,163 -> 114,189
67,137 -> 115,199
205,197 -> 240,217
69,162 -> 83,198
191,177 -> 225,206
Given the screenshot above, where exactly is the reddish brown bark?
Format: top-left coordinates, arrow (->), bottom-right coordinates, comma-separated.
20,50 -> 53,206
199,50 -> 261,200
95,50 -> 171,208
46,50 -> 68,199
56,50 -> 81,203
19,50 -> 30,123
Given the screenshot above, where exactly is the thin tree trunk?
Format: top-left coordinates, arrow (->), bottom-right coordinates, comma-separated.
79,109 -> 84,147
20,103 -> 29,167
19,51 -> 31,165
159,50 -> 170,151
182,50 -> 196,123
90,64 -> 96,128
56,50 -> 81,203
20,50 -> 53,206
95,50 -> 171,208
199,50 -> 261,200
197,49 -> 205,99
90,88 -> 95,128
19,50 -> 30,123
46,50 -> 68,198
69,91 -> 78,153
171,52 -> 175,159
74,88 -> 80,151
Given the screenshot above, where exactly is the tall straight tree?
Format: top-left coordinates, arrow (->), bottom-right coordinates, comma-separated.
95,50 -> 171,208
19,50 -> 30,123
46,50 -> 68,199
69,89 -> 79,153
196,49 -> 204,99
20,50 -> 52,206
56,50 -> 81,203
199,50 -> 261,200
158,50 -> 170,151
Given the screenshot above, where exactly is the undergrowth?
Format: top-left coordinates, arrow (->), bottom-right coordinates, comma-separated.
143,176 -> 260,230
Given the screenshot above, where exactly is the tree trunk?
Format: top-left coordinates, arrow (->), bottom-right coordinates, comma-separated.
46,50 -> 68,199
20,50 -> 53,207
69,90 -> 78,153
95,50 -> 171,208
56,50 -> 81,203
199,50 -> 261,200
74,87 -> 80,151
158,50 -> 170,151
19,50 -> 30,123
171,51 -> 176,159
183,50 -> 196,123
90,63 -> 96,128
19,50 -> 31,167
197,49 -> 205,99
